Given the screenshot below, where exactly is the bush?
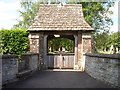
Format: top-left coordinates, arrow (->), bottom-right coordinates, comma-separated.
0,28 -> 29,55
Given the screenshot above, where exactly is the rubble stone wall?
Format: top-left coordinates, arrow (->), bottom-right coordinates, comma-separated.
2,53 -> 39,85
85,53 -> 120,88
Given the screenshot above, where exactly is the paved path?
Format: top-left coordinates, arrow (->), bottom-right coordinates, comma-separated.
3,71 -> 113,88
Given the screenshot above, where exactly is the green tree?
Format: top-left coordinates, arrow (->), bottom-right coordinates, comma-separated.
107,32 -> 120,53
94,30 -> 110,52
14,0 -> 114,53
79,2 -> 114,52
95,31 -> 120,54
81,2 -> 114,32
48,38 -> 74,53
14,0 -> 41,28
14,0 -> 114,32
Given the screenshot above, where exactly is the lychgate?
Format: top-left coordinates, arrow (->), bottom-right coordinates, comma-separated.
28,4 -> 94,71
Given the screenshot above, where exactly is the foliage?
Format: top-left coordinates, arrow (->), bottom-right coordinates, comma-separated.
0,29 -> 29,55
48,38 -> 74,53
14,0 -> 114,33
95,31 -> 120,53
14,0 -> 114,53
14,0 -> 41,29
60,38 -> 74,52
81,2 -> 114,32
107,32 -> 120,52
94,30 -> 110,51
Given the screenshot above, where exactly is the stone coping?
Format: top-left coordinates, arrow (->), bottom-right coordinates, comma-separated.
1,54 -> 18,59
22,53 -> 39,56
1,53 -> 39,58
47,53 -> 75,55
84,53 -> 120,59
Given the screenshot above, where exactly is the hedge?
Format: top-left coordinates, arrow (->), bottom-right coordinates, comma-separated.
0,28 -> 29,55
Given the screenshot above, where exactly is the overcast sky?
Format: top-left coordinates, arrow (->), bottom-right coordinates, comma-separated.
0,0 -> 21,29
0,0 -> 119,32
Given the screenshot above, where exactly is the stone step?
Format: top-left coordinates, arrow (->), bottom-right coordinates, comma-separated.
16,70 -> 32,79
45,69 -> 83,72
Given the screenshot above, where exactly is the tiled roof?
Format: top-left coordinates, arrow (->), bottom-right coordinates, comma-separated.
28,4 -> 94,31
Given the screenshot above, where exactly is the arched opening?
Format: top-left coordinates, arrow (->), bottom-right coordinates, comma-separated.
47,35 -> 75,54
45,35 -> 75,69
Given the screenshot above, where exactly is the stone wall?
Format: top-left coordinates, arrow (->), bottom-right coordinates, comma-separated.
19,53 -> 39,73
85,53 -> 120,88
77,32 -> 92,71
29,33 -> 40,53
29,32 -> 44,70
2,53 -> 39,85
82,32 -> 92,54
29,53 -> 39,72
2,55 -> 18,85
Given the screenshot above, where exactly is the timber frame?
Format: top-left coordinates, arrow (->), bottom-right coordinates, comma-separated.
28,4 -> 94,71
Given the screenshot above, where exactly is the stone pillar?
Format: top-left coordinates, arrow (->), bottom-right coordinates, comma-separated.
81,32 -> 92,71
82,33 -> 92,54
29,33 -> 40,53
28,32 -> 44,70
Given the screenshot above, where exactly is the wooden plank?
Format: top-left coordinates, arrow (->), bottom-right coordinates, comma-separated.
54,56 -> 57,68
47,54 -> 74,69
48,55 -> 54,68
44,31 -> 78,35
58,56 -> 61,68
61,55 -> 74,69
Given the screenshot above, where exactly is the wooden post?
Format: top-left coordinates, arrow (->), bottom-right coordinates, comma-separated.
43,35 -> 48,69
74,35 -> 78,69
78,31 -> 82,61
60,54 -> 62,69
39,33 -> 44,70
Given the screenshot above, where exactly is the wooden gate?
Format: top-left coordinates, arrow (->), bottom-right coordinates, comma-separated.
46,54 -> 74,69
